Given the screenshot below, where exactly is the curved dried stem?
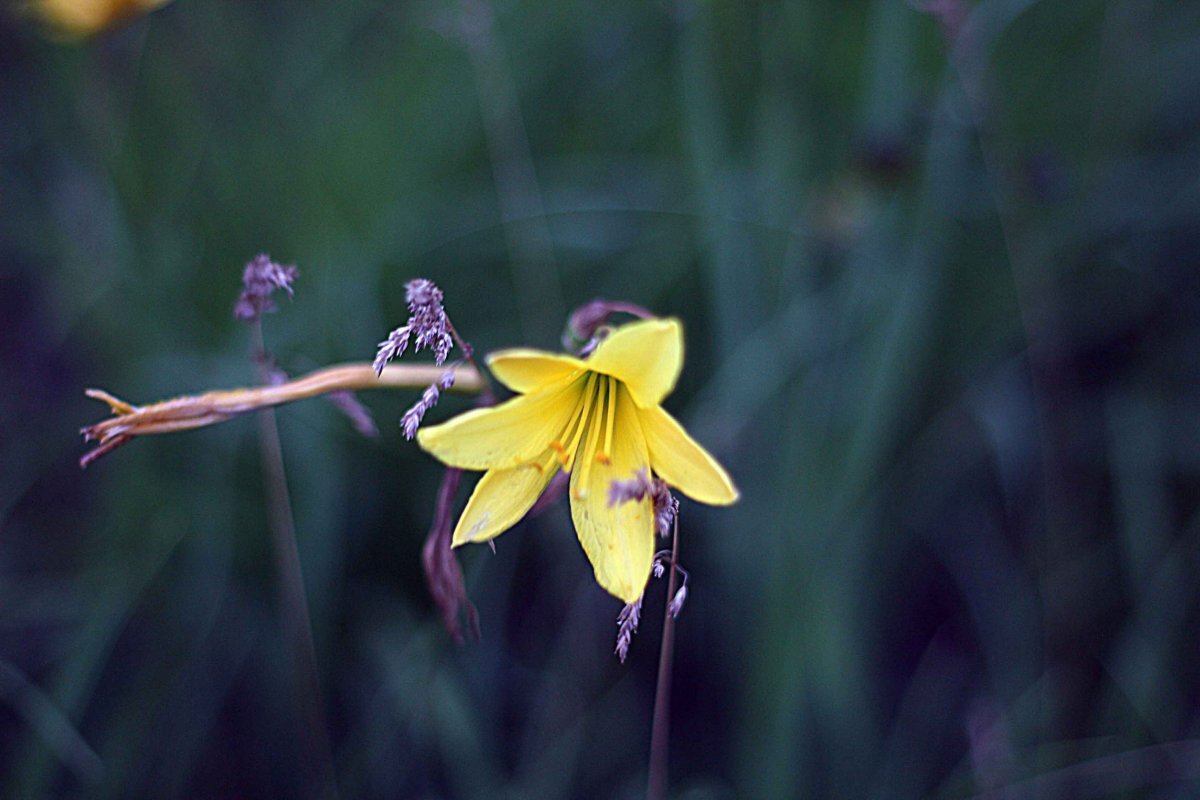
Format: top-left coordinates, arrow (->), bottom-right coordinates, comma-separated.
80,361 -> 484,467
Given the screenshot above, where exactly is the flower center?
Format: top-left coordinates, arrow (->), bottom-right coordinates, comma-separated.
539,374 -> 625,496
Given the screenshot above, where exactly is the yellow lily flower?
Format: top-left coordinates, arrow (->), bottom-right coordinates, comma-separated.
417,318 -> 738,603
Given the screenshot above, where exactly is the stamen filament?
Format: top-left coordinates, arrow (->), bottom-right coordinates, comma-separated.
573,377 -> 608,499
558,373 -> 598,472
598,376 -> 617,465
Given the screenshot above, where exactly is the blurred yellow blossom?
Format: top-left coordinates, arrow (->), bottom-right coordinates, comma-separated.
32,0 -> 171,38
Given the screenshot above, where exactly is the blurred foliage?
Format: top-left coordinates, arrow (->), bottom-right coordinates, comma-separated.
3,0 -> 1200,797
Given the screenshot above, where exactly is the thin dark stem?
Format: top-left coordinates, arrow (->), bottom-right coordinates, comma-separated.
603,301 -> 655,320
647,512 -> 681,800
252,323 -> 340,800
445,317 -> 496,404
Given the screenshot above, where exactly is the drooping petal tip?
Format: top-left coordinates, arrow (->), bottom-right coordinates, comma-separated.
639,405 -> 739,506
449,451 -> 559,547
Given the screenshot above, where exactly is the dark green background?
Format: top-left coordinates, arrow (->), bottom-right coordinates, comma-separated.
3,0 -> 1200,797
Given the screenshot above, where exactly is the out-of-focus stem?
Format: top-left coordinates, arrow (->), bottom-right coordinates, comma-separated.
251,323 -> 339,800
647,514 -> 681,800
458,0 -> 562,343
422,467 -> 480,641
257,402 -> 340,799
80,361 -> 484,467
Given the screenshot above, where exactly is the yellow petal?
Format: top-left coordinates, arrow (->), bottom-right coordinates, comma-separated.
640,405 -> 739,505
487,349 -> 586,394
569,378 -> 655,603
451,451 -> 560,546
418,376 -> 584,469
586,318 -> 684,408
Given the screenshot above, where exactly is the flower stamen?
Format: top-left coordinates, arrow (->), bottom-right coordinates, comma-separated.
557,373 -> 598,473
597,376 -> 617,466
572,378 -> 608,500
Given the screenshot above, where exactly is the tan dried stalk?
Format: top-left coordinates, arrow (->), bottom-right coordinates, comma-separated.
80,362 -> 483,467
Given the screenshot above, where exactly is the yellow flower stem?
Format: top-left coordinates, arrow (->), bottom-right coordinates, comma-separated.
80,361 -> 485,461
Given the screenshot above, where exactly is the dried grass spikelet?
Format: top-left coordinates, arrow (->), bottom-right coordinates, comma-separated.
80,361 -> 483,467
